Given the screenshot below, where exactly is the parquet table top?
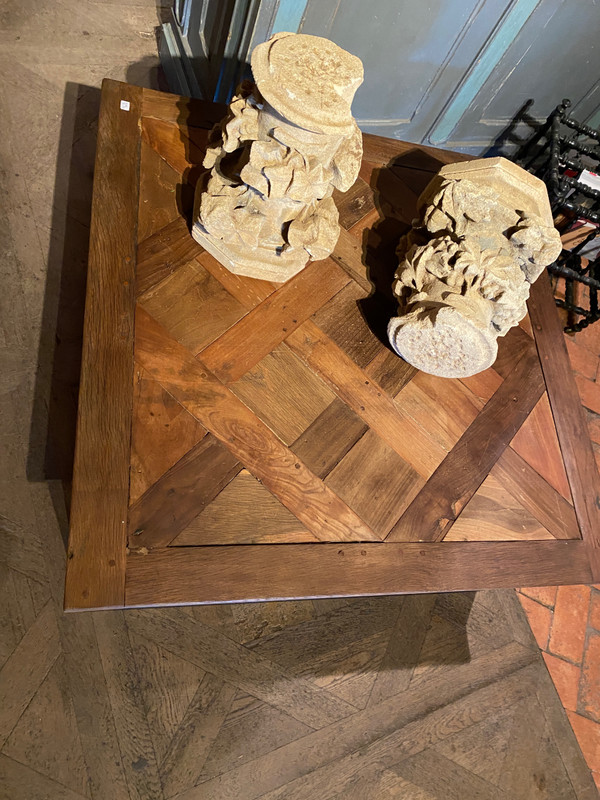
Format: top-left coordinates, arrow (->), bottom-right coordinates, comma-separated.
64,80 -> 600,610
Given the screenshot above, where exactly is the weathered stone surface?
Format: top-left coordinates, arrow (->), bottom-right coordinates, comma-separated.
192,32 -> 363,282
388,157 -> 562,378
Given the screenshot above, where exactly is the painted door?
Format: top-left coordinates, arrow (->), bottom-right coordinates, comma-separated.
299,0 -> 600,153
162,0 -> 600,154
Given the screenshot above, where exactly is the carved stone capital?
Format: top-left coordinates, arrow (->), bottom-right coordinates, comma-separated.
388,158 -> 562,378
192,33 -> 363,283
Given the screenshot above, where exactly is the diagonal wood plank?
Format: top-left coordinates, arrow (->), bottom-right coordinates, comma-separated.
159,673 -> 236,798
0,754 -> 88,800
230,344 -> 336,445
368,595 -> 437,707
3,656 -> 90,797
528,275 -> 600,577
386,345 -> 545,542
93,612 -> 163,800
128,610 -> 359,730
493,447 -> 580,541
129,365 -> 206,504
286,319 -> 445,478
196,250 -> 276,309
139,260 -> 249,355
57,613 -> 131,798
134,306 -> 379,543
0,602 -> 60,750
173,470 -> 316,545
325,429 -> 424,537
510,392 -> 572,501
141,115 -> 207,177
180,661 -> 538,800
136,217 -> 205,298
446,474 -> 555,542
394,749 -> 507,800
188,641 -> 536,800
330,226 -> 373,292
198,258 -> 350,383
128,434 -> 242,550
138,139 -> 181,242
291,398 -> 368,480
332,176 -> 376,231
364,348 -> 417,396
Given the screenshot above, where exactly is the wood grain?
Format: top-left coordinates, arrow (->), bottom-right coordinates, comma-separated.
0,602 -> 59,749
528,275 -> 600,577
141,115 -> 207,177
326,429 -> 424,537
230,344 -> 336,445
173,470 -> 315,545
68,81 -> 599,611
510,392 -> 573,501
128,610 -> 359,729
196,250 -> 276,309
332,176 -> 376,230
493,447 -> 580,541
129,365 -> 206,504
128,434 -> 241,550
159,673 -> 236,798
134,307 -> 379,543
141,86 -> 226,128
137,139 -> 181,242
364,348 -> 417,396
291,398 -> 368,479
139,259 -> 247,355
64,79 -> 142,610
199,257 -> 350,383
311,281 -> 389,368
125,541 -> 592,606
136,217 -> 204,298
286,320 -> 446,478
361,132 -> 472,169
330,226 -> 372,292
94,612 -> 163,799
387,345 -> 545,542
447,474 -> 554,542
395,372 -> 482,453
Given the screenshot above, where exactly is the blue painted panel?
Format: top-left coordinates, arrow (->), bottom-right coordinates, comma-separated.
272,0 -> 309,34
429,0 -> 541,143
445,0 -> 600,150
163,0 -> 600,152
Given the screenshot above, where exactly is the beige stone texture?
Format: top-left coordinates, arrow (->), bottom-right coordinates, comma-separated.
192,32 -> 364,282
388,157 -> 562,378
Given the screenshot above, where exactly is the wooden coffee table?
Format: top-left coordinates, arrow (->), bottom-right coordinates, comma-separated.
64,80 -> 600,611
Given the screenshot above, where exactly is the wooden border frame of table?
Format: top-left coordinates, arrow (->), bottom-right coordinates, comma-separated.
64,80 -> 600,611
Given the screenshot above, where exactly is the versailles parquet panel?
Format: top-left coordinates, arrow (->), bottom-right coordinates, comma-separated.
64,82 -> 600,610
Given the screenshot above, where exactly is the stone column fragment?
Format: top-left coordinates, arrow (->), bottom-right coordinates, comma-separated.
388,158 -> 562,378
192,32 -> 364,283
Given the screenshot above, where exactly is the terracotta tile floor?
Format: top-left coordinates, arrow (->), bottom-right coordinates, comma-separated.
519,297 -> 600,792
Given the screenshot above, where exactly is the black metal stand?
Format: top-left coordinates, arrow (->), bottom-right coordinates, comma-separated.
515,99 -> 600,332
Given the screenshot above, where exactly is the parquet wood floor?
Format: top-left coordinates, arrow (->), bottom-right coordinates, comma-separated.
2,5 -> 600,796
2,587 -> 600,800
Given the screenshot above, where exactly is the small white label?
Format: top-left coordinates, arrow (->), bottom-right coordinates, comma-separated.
120,100 -> 130,111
